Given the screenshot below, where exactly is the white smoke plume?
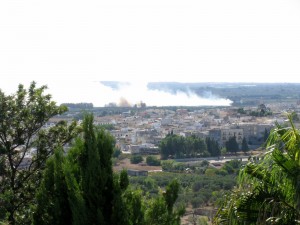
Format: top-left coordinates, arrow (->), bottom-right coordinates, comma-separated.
10,79 -> 232,107
97,81 -> 232,107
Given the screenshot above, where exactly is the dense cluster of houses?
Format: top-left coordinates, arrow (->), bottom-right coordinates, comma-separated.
90,106 -> 285,153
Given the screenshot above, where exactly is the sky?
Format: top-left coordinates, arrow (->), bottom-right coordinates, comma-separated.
1,0 -> 300,106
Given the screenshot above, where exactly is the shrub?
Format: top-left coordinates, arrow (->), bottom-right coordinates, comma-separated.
146,156 -> 161,166
130,155 -> 143,164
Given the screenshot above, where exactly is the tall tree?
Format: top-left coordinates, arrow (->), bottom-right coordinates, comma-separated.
33,148 -> 72,225
33,114 -> 128,225
214,114 -> 300,224
145,179 -> 185,225
206,137 -> 221,157
0,82 -> 79,225
241,137 -> 249,153
34,114 -> 185,225
225,136 -> 239,154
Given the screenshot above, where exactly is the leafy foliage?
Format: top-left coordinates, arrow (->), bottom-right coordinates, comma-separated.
145,180 -> 185,225
241,137 -> 249,153
225,136 -> 239,154
130,154 -> 143,164
214,114 -> 300,224
33,114 -> 123,225
34,114 -> 185,225
160,134 -> 220,159
0,82 -> 80,225
146,155 -> 161,166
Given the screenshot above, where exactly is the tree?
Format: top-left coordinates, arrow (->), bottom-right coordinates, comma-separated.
206,137 -> 221,157
33,114 -> 124,225
225,136 -> 239,154
33,148 -> 72,225
145,179 -> 185,225
130,155 -> 143,164
146,155 -> 161,166
241,137 -> 249,153
0,82 -> 80,225
123,189 -> 145,225
34,114 -> 185,225
214,114 -> 300,224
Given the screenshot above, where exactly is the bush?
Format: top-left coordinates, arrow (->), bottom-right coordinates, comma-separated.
112,148 -> 122,158
215,169 -> 228,176
191,196 -> 205,208
146,156 -> 161,166
130,155 -> 143,164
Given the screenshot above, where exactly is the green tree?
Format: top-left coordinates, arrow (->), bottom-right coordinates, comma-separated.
241,137 -> 249,153
0,82 -> 79,225
34,114 -> 185,225
145,180 -> 185,225
225,136 -> 239,154
214,114 -> 300,224
130,155 -> 143,164
206,137 -> 221,157
146,155 -> 161,166
123,189 -> 145,225
112,147 -> 122,158
33,148 -> 72,225
33,114 -> 124,225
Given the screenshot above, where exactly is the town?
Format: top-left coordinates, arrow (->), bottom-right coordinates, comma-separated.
54,101 -> 298,157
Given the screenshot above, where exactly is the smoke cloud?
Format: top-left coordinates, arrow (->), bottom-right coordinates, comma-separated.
97,81 -> 232,107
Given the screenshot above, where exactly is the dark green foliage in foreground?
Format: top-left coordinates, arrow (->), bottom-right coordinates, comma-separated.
34,114 -> 184,225
214,115 -> 300,224
33,114 -> 126,225
0,82 -> 80,225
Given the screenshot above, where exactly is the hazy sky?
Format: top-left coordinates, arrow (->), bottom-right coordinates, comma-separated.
1,0 -> 300,105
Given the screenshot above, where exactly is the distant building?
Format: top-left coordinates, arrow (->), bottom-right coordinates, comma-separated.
221,128 -> 243,145
208,128 -> 243,146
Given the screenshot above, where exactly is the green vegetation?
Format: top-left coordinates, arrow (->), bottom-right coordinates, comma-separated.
34,114 -> 185,225
225,136 -> 239,154
0,84 -> 185,225
130,154 -> 143,164
0,82 -> 80,225
214,115 -> 300,224
146,155 -> 161,166
241,137 -> 249,153
160,134 -> 220,159
33,114 -> 127,225
112,147 -> 122,158
130,170 -> 238,210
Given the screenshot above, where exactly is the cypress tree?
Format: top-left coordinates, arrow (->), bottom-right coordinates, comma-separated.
33,148 -> 72,225
241,137 -> 249,153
